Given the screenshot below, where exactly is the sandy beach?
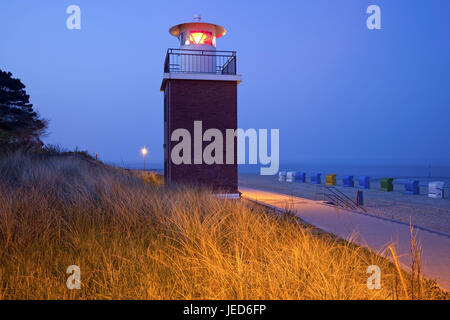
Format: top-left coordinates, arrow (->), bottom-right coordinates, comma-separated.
239,174 -> 450,235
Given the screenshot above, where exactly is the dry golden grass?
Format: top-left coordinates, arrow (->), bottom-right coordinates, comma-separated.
0,153 -> 447,300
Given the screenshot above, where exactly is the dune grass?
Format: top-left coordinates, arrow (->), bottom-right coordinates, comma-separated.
0,153 -> 447,300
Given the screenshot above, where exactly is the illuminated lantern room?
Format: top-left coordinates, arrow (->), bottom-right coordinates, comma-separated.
169,13 -> 225,50
164,14 -> 232,74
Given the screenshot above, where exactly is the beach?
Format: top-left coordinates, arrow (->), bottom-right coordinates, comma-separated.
239,174 -> 450,235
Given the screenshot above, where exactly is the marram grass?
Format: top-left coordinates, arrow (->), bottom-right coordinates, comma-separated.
0,153 -> 447,300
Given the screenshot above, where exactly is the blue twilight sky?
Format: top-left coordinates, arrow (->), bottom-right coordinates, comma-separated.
1,0 -> 449,168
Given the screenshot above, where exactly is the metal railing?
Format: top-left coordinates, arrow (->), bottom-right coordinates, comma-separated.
324,186 -> 366,212
164,48 -> 237,75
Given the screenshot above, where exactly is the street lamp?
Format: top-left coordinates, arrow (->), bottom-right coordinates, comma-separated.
141,147 -> 148,171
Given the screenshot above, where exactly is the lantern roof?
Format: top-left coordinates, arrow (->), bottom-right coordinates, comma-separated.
169,14 -> 226,38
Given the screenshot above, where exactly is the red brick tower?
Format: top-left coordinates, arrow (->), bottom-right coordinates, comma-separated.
160,15 -> 242,196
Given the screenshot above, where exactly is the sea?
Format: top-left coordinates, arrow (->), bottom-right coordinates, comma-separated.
112,161 -> 450,191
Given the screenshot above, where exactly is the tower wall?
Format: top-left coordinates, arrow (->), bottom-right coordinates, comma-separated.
163,79 -> 238,193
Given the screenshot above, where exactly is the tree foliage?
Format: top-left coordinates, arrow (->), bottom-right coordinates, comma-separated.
0,69 -> 47,152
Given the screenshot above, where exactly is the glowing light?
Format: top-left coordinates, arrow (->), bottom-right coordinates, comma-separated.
188,31 -> 213,45
190,32 -> 205,44
141,147 -> 148,156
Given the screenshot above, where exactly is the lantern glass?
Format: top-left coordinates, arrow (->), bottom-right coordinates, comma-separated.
186,30 -> 215,46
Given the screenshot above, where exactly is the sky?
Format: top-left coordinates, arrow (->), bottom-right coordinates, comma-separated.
1,0 -> 449,169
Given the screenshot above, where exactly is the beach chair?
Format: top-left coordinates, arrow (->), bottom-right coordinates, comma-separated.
286,171 -> 296,182
278,171 -> 287,182
296,172 -> 306,183
404,180 -> 419,195
326,174 -> 336,186
358,176 -> 370,189
343,176 -> 354,187
310,173 -> 321,184
380,178 -> 394,192
428,181 -> 444,198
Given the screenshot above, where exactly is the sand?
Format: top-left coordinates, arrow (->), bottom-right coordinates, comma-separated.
239,174 -> 450,235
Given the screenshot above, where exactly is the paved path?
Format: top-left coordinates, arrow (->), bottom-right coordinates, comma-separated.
239,186 -> 450,291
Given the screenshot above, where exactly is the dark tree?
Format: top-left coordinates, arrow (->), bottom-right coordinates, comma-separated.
0,69 -> 47,152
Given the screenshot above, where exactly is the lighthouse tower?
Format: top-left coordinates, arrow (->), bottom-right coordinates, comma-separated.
161,15 -> 242,195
